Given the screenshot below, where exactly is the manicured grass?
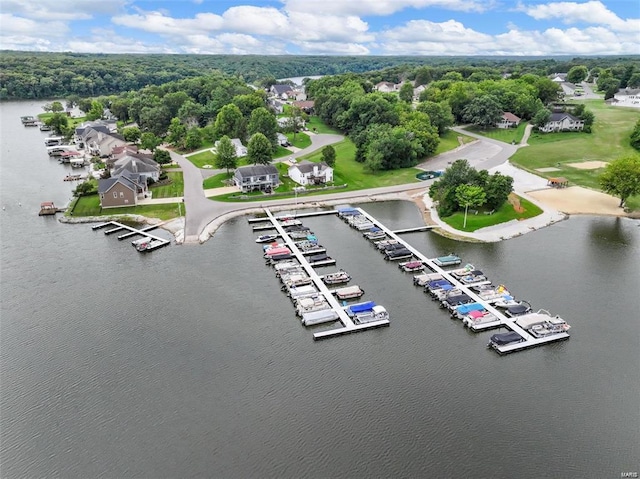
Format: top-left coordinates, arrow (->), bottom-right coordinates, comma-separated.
70,194 -> 184,220
306,116 -> 341,134
208,137 -> 422,201
175,139 -> 215,155
434,130 -> 475,155
286,132 -> 311,149
162,164 -> 181,169
150,171 -> 184,198
509,100 -> 640,211
273,145 -> 293,159
441,195 -> 543,232
625,195 -> 640,211
203,172 -> 234,189
38,113 -> 87,128
465,122 -> 528,144
187,150 -> 217,168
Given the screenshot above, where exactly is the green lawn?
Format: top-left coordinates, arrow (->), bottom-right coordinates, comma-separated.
150,171 -> 184,198
203,172 -> 234,189
273,145 -> 293,159
175,139 -> 215,155
434,130 -> 475,155
441,195 -> 543,232
465,122 -> 528,145
187,149 -> 217,168
509,100 -> 640,211
70,194 -> 183,220
38,113 -> 87,128
286,132 -> 311,149
306,116 -> 340,134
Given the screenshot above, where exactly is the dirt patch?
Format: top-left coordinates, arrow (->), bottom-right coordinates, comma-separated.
535,167 -> 562,172
527,186 -> 627,216
566,160 -> 608,170
412,193 -> 438,226
508,193 -> 525,213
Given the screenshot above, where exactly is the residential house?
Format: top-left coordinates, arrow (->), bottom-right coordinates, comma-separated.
233,165 -> 280,193
413,84 -> 427,100
277,133 -> 290,147
75,124 -> 126,157
549,73 -> 568,83
611,88 -> 640,108
559,82 -> 578,97
540,113 -> 584,133
292,100 -> 315,114
111,154 -> 160,183
374,81 -> 397,93
497,112 -> 521,129
215,138 -> 247,157
288,160 -> 333,186
98,171 -> 148,208
268,99 -> 285,114
270,84 -> 294,100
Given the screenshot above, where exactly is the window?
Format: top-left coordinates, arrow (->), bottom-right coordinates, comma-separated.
113,192 -> 118,198
120,192 -> 124,198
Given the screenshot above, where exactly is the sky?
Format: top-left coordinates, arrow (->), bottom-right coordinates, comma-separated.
0,0 -> 638,56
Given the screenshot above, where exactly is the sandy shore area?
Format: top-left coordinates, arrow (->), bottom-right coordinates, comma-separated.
527,186 -> 628,216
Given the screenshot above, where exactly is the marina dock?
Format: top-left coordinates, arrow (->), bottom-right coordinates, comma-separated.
392,225 -> 438,234
353,208 -> 569,354
92,221 -> 170,252
264,209 -> 390,340
247,210 -> 338,224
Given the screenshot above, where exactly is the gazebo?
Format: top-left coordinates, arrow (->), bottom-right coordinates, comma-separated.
547,177 -> 569,188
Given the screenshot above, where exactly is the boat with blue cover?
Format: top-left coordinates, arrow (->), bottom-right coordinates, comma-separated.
433,254 -> 462,267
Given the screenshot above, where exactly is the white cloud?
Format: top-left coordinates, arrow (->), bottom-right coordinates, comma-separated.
0,0 -> 128,21
294,41 -> 370,55
112,11 -> 224,35
521,1 -> 640,33
287,12 -> 374,42
282,0 -> 490,15
383,19 -> 491,43
222,6 -> 289,35
0,13 -> 69,50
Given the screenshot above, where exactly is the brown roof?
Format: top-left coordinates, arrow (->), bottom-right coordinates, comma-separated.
502,112 -> 521,122
292,100 -> 315,109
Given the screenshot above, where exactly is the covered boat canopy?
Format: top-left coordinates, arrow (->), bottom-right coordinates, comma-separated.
455,302 -> 485,314
308,253 -> 329,262
490,331 -> 523,345
468,310 -> 485,319
264,246 -> 291,256
348,301 -> 376,313
507,304 -> 530,315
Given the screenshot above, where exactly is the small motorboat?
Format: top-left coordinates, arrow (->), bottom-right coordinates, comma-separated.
488,331 -> 524,348
385,248 -> 412,261
322,270 -> 351,285
333,285 -> 365,300
399,260 -> 424,272
256,234 -> 279,243
432,254 -> 461,267
493,295 -> 523,308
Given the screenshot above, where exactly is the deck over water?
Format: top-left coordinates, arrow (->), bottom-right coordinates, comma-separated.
92,221 -> 170,252
264,209 -> 389,340
353,208 -> 569,354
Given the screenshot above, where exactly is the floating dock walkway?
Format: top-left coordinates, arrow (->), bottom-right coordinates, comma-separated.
92,221 -> 170,252
248,210 -> 338,224
264,209 -> 389,340
352,208 -> 569,354
392,225 -> 438,234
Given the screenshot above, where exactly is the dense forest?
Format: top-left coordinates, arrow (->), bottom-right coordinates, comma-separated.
1,51 -> 638,100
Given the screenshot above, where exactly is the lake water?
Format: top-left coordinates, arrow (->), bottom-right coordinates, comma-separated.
1,101 -> 638,478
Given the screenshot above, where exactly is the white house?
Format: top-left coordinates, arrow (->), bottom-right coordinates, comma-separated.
374,81 -> 397,93
215,138 -> 247,157
611,88 -> 640,108
549,73 -> 568,83
497,112 -> 521,129
288,160 -> 333,186
540,113 -> 584,133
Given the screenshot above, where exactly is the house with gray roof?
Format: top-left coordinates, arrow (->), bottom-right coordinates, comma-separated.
540,113 -> 584,133
233,165 -> 279,193
98,171 -> 148,208
270,84 -> 294,99
111,154 -> 160,183
611,88 -> 640,108
288,160 -> 333,186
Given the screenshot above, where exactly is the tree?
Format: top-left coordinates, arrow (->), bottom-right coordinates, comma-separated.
417,101 -> 454,135
86,100 -> 104,121
247,133 -> 273,165
167,118 -> 187,148
398,82 -> 414,103
429,159 -> 481,216
184,126 -> 202,151
567,66 -> 588,84
122,126 -> 141,143
66,95 -> 80,110
455,184 -> 486,228
599,155 -> 640,207
462,95 -> 502,129
214,104 -> 245,141
232,92 -> 266,117
45,112 -> 69,136
247,107 -> 278,148
140,132 -> 161,152
630,119 -> 640,151
627,72 -> 640,89
484,172 -> 513,210
321,145 -> 336,167
153,149 -> 172,165
532,108 -> 551,129
214,135 -> 238,174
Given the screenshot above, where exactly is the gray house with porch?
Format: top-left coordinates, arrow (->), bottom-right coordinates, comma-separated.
233,165 -> 280,193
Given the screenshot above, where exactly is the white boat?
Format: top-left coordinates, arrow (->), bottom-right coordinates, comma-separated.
515,310 -> 570,337
279,219 -> 302,227
136,238 -> 166,252
493,295 -> 523,308
255,234 -> 279,243
280,273 -> 312,289
448,264 -> 476,277
413,272 -> 444,286
132,236 -> 153,247
399,260 -> 424,272
322,270 -> 351,285
44,136 -> 64,146
432,254 -> 462,267
352,305 -> 389,324
375,239 -> 400,250
287,284 -> 318,300
295,295 -> 330,316
301,309 -> 339,326
333,285 -> 365,300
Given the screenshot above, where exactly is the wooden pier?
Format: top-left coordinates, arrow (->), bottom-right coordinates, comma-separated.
264,209 -> 389,340
92,221 -> 170,252
353,208 -> 569,354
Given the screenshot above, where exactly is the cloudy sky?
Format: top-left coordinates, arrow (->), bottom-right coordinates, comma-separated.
1,0 -> 638,56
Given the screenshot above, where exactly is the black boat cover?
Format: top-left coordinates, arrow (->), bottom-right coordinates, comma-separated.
445,294 -> 471,305
507,304 -> 529,315
490,331 -> 523,345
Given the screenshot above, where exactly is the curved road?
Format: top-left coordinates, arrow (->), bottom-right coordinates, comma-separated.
170,128 -> 524,243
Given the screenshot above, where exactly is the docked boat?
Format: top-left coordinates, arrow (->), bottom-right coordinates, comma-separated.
136,238 -> 166,252
289,231 -> 316,240
363,227 -> 386,240
462,310 -> 499,328
504,302 -> 532,317
492,295 -> 524,309
262,242 -> 286,251
451,302 -> 485,320
333,285 -> 365,300
285,225 -> 310,233
488,331 -> 524,348
433,254 -> 462,267
375,239 -> 400,250
307,253 -> 335,267
345,301 -> 389,324
515,310 -> 571,337
263,246 -> 291,258
385,248 -> 413,261
295,295 -> 331,316
459,270 -> 488,284
424,279 -> 453,295
44,136 -> 65,146
256,234 -> 279,243
294,240 -> 319,249
39,123 -> 51,131
337,207 -> 360,218
280,273 -> 312,289
399,260 -> 424,272
448,264 -> 476,277
413,272 -> 444,287
322,270 -> 351,285
431,285 -> 461,301
287,284 -> 318,300
132,236 -> 153,247
301,309 -> 340,326
441,293 -> 473,309
381,242 -> 406,253
300,245 -> 326,255
279,219 -> 302,227
474,285 -> 510,302
273,261 -> 300,272
266,253 -> 295,264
